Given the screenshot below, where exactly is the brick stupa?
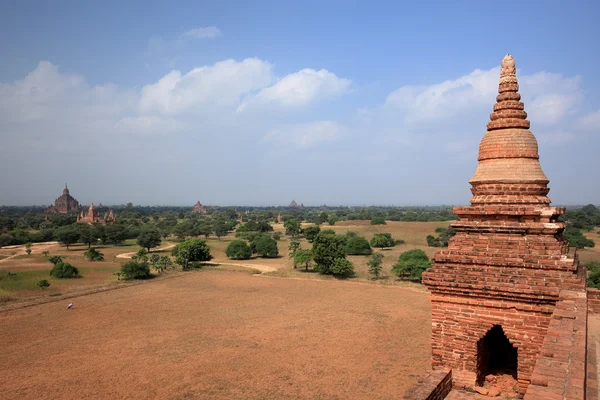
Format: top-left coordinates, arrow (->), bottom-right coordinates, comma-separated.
422,55 -> 582,396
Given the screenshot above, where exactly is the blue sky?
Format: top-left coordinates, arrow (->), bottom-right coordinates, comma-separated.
1,0 -> 599,206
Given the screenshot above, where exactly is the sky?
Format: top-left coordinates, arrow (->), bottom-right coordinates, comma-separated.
0,0 -> 599,207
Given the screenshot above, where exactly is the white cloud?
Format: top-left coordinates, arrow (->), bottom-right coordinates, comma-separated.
138,58 -> 274,115
182,27 -> 222,39
263,121 -> 346,149
238,69 -> 351,112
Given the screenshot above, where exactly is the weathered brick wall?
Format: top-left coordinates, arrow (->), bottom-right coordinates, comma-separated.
403,368 -> 452,400
524,290 -> 587,400
588,288 -> 600,314
430,294 -> 554,396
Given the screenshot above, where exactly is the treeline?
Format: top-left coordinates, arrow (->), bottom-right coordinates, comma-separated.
561,204 -> 599,249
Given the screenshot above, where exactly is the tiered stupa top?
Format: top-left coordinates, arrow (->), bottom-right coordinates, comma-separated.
469,55 -> 550,206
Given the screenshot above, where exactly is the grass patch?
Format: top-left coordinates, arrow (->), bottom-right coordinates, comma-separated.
0,269 -> 52,292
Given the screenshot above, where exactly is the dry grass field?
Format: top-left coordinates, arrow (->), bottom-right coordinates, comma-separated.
0,269 -> 431,400
0,221 -> 451,304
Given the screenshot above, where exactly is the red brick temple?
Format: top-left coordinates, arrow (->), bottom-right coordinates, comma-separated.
46,183 -> 80,213
406,55 -> 590,399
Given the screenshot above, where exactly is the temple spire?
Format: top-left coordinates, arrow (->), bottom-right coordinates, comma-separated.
469,54 -> 550,206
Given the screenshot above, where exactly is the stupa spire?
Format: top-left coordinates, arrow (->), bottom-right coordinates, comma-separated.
469,54 -> 550,206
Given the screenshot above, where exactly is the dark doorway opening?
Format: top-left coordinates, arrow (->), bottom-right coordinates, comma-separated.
476,325 -> 518,385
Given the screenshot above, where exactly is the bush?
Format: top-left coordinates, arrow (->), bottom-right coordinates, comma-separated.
370,233 -> 396,249
37,279 -> 50,289
48,255 -> 63,265
226,240 -> 252,260
172,238 -> 213,269
272,232 -> 282,241
370,216 -> 386,225
254,235 -> 279,258
392,249 -> 431,282
121,261 -> 151,280
50,262 -> 80,279
330,258 -> 354,277
426,227 -> 456,247
84,247 -> 104,261
564,227 -> 595,249
344,236 -> 372,255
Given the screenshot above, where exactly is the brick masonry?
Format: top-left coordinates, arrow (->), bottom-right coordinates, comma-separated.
403,368 -> 453,400
588,288 -> 600,314
418,55 -> 588,399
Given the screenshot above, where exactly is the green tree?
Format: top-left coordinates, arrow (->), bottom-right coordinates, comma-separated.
370,216 -> 386,225
370,233 -> 396,249
564,227 -> 595,249
50,262 -> 80,279
293,249 -> 313,271
173,221 -> 193,239
84,247 -> 104,261
121,261 -> 151,280
272,232 -> 282,241
288,240 -> 301,258
213,220 -> 229,240
48,255 -> 63,265
392,249 -> 432,282
344,236 -> 372,255
328,216 -> 339,226
196,222 -> 213,239
158,256 -> 173,272
76,223 -> 97,248
367,252 -> 384,279
330,258 -> 354,277
104,224 -> 126,245
226,240 -> 252,260
312,231 -> 347,275
25,242 -> 32,255
37,279 -> 50,289
137,226 -> 162,252
303,226 -> 321,243
56,226 -> 80,250
254,235 -> 279,258
172,238 -> 213,270
284,219 -> 301,238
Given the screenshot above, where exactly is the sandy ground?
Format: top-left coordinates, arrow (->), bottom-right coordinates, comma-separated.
0,270 -> 431,400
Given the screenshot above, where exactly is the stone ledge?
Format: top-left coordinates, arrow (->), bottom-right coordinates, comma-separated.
403,368 -> 453,400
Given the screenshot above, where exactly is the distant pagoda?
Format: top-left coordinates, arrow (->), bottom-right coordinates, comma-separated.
192,201 -> 207,214
46,183 -> 80,214
77,203 -> 116,224
289,200 -> 298,207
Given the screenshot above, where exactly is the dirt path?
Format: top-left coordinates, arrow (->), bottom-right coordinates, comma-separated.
115,243 -> 176,259
0,242 -> 58,264
204,261 -> 277,273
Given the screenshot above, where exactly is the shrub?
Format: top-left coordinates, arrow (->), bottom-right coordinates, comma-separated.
392,249 -> 432,282
330,258 -> 354,277
84,247 -> 104,261
426,227 -> 456,247
370,216 -> 386,225
37,279 -> 50,289
48,255 -> 63,265
564,227 -> 595,249
272,232 -> 282,241
370,233 -> 396,249
226,240 -> 252,260
344,236 -> 372,256
50,262 -> 80,279
254,235 -> 279,258
121,261 -> 151,280
328,216 -> 339,226
367,252 -> 384,279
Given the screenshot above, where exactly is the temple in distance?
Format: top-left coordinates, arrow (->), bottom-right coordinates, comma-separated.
46,183 -> 80,214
